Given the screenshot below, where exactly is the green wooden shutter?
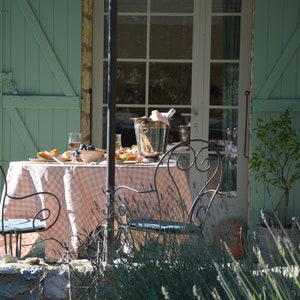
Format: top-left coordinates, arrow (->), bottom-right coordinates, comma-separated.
0,0 -> 82,170
251,0 -> 300,227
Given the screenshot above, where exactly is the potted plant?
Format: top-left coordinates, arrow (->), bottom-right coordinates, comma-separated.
251,109 -> 300,264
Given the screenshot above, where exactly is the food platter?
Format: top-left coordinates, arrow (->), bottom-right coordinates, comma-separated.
29,158 -> 57,163
29,155 -> 71,163
116,160 -> 138,164
29,146 -> 141,165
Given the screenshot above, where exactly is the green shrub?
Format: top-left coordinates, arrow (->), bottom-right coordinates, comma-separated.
84,233 -> 299,300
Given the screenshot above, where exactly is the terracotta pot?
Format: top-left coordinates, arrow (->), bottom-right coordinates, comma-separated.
214,219 -> 247,260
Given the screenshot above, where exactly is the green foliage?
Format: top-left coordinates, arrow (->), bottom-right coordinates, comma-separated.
251,109 -> 300,188
251,109 -> 300,226
85,234 -> 299,300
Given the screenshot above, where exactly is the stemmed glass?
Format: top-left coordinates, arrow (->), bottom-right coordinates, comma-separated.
68,133 -> 82,163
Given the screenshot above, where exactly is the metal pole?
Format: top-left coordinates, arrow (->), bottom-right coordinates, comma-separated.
104,0 -> 117,264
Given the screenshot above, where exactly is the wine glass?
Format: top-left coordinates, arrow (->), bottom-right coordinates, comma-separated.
115,134 -> 122,152
68,133 -> 82,163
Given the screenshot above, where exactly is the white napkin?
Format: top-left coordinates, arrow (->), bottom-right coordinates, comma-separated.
150,110 -> 170,126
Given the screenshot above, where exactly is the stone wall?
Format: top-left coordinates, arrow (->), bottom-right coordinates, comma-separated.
0,259 -> 94,299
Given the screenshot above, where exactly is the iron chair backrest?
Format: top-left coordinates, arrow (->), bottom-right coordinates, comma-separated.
114,139 -> 223,236
0,165 -> 61,258
153,139 -> 223,229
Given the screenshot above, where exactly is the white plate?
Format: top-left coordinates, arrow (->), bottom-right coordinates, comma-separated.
117,160 -> 138,164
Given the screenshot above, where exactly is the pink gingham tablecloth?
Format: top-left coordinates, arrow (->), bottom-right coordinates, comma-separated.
0,161 -> 191,258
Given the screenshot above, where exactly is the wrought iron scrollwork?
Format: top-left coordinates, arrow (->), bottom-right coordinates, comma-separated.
0,165 -> 61,258
1,72 -> 18,94
112,139 -> 223,255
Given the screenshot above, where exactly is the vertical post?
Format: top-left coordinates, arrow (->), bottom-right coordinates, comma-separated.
104,0 -> 117,264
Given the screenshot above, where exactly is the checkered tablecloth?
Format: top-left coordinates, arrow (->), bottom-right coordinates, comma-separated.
0,161 -> 191,259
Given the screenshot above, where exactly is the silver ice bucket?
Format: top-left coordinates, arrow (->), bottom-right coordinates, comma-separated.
132,117 -> 169,158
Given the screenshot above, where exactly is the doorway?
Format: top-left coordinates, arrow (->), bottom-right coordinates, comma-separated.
92,0 -> 252,218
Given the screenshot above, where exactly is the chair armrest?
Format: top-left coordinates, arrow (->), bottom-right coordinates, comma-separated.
0,165 -> 61,234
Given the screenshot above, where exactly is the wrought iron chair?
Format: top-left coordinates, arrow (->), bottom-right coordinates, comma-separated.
0,165 -> 61,258
114,139 -> 223,251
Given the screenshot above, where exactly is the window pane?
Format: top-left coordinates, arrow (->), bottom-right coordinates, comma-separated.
103,62 -> 146,104
118,16 -> 147,58
105,0 -> 147,13
212,0 -> 241,13
221,153 -> 237,192
151,0 -> 194,13
210,63 -> 239,106
209,108 -> 237,140
102,107 -> 145,148
150,16 -> 193,59
107,107 -> 191,148
209,108 -> 238,193
149,63 -> 191,105
104,16 -> 147,58
211,16 -> 241,59
209,109 -> 238,192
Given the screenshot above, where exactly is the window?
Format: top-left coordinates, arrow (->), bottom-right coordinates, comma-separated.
102,0 -> 194,147
94,0 -> 251,197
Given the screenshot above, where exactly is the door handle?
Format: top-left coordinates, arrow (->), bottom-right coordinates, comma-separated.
244,91 -> 250,158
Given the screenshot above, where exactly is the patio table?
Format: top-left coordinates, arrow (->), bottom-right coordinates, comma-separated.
0,161 -> 191,259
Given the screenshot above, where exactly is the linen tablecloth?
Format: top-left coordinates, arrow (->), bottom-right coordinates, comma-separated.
0,161 -> 191,259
